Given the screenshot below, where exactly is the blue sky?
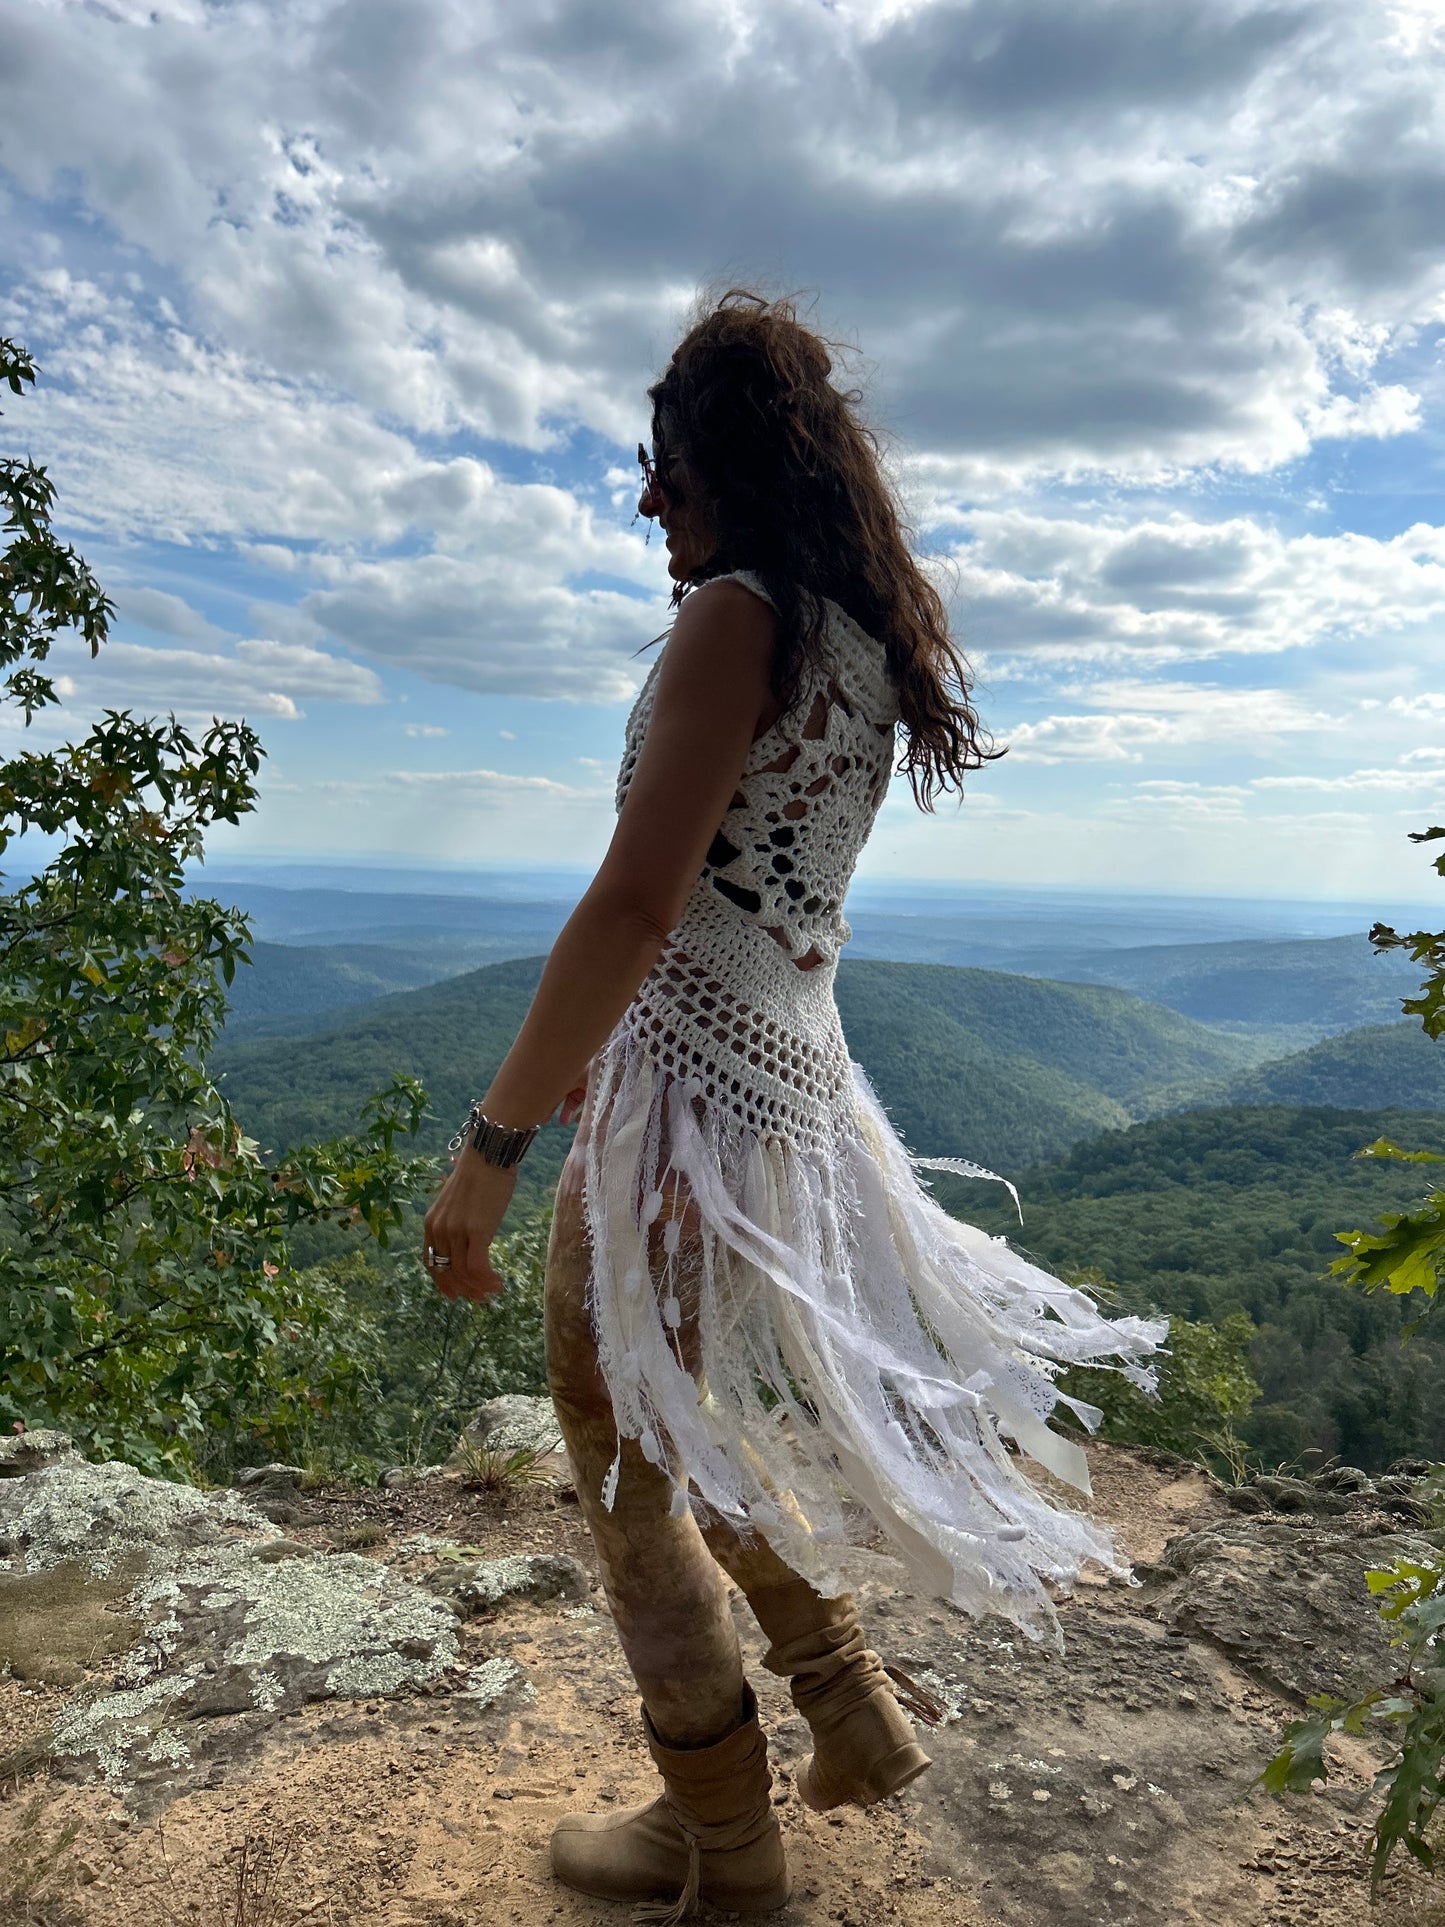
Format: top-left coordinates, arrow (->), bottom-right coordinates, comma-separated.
4,0 -> 1445,901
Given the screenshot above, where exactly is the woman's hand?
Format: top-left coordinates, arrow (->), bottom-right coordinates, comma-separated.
423,1062 -> 589,1302
422,1153 -> 519,1303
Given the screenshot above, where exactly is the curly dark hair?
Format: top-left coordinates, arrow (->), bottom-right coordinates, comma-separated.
646,289 -> 1000,809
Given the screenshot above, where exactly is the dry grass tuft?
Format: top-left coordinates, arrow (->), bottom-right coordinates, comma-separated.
0,1796 -> 84,1927
160,1820 -> 306,1927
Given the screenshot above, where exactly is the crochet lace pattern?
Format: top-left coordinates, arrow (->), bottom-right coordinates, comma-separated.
614,571 -> 895,1155
584,572 -> 1166,1643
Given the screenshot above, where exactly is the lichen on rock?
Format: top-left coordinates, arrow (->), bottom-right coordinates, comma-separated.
44,1538 -> 465,1794
446,1393 -> 564,1466
423,1549 -> 588,1617
0,1429 -> 79,1479
0,1457 -> 274,1576
0,1446 -> 481,1801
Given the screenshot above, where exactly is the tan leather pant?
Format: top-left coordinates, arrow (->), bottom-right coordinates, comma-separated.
545,1116 -> 827,1748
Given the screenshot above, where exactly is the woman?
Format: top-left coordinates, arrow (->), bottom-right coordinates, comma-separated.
423,291 -> 1164,1920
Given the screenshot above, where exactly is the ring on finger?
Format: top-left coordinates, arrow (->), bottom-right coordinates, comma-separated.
426,1245 -> 453,1270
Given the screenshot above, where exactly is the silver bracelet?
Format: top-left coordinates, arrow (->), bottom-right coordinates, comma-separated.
449,1102 -> 539,1169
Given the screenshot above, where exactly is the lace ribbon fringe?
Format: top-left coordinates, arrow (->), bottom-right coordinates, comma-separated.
584,1032 -> 1168,1647
908,1153 -> 1022,1222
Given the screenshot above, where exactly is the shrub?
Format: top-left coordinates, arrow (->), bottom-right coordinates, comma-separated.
1052,1266 -> 1260,1468
0,336 -> 435,1475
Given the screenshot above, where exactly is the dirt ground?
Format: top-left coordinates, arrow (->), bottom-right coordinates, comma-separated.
3,1443 -> 1444,1927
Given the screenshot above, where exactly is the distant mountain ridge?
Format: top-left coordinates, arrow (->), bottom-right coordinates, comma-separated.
214,953 -> 1273,1180
221,941 -> 464,1039
1054,932 -> 1416,1039
204,874 -> 1419,1043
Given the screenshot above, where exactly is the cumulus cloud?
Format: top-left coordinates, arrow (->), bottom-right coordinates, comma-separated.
1005,680 -> 1339,761
296,480 -> 666,701
7,274 -> 519,548
118,586 -> 231,648
952,510 -> 1445,665
5,0 -> 1445,892
1107,780 -> 1252,821
3,274 -> 669,704
4,0 -> 1444,486
50,634 -> 383,724
302,559 -> 658,704
870,0 -> 1316,124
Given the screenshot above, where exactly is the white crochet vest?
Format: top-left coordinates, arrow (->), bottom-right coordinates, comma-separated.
614,571 -> 900,1154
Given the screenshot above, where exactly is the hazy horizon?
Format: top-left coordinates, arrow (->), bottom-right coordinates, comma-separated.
193,851 -> 1435,921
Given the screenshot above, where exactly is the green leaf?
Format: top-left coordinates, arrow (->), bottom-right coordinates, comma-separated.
1356,1138 -> 1445,1166
1259,1711 -> 1336,1794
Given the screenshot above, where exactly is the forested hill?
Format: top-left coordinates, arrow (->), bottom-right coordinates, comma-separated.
833,959 -> 1263,1168
1211,1021 -> 1445,1112
213,953 -> 1270,1178
961,1104 -> 1445,1470
210,950 -> 1445,1470
1054,931 -> 1418,1035
220,940 -> 456,1038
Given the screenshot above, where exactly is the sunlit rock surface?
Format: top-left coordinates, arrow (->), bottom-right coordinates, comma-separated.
0,1445 -> 521,1803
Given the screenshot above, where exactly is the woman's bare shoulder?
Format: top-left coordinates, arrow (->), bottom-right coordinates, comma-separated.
678,573 -> 777,625
651,578 -> 777,721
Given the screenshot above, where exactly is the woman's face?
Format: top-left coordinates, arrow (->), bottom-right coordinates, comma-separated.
639,443 -> 718,583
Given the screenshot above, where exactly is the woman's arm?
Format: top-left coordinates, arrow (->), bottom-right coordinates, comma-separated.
423,577 -> 778,1300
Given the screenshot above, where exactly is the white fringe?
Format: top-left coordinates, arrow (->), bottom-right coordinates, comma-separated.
582,1032 -> 1168,1647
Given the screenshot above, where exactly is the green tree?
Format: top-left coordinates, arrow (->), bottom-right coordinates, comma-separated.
259,1203 -> 554,1481
1266,828 -> 1445,1882
0,336 -> 437,1475
1058,1284 -> 1260,1467
1330,826 -> 1445,1310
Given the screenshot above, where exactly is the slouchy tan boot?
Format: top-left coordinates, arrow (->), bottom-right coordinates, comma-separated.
755,1584 -> 934,1812
550,1685 -> 792,1920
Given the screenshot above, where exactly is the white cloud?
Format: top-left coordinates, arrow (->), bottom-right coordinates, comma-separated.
403,723 -> 449,739
8,274 -> 507,548
951,510 -> 1445,666
1107,780 -> 1251,822
230,639 -> 382,704
118,586 -> 230,648
5,0 -> 1445,490
51,635 -> 383,724
388,767 -> 603,798
4,275 -> 669,704
1005,681 -> 1339,762
7,0 -> 1445,893
284,454 -> 669,702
